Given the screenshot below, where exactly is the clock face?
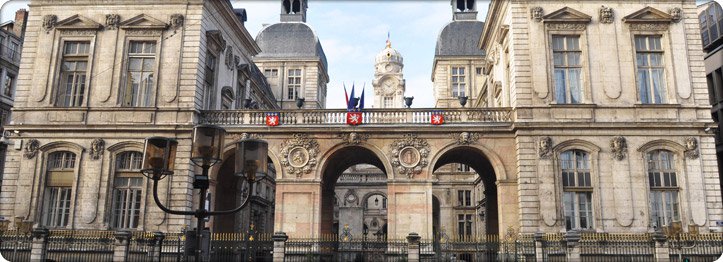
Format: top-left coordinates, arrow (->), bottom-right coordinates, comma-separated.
383,79 -> 397,94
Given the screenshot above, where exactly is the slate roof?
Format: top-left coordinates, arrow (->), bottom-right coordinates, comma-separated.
435,20 -> 485,57
255,22 -> 327,70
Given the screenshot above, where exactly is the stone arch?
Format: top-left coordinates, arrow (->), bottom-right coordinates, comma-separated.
104,141 -> 146,227
637,139 -> 686,154
361,191 -> 387,210
33,141 -> 85,228
429,143 -> 508,181
552,139 -> 601,154
316,142 -> 392,181
106,141 -> 144,153
38,141 -> 85,154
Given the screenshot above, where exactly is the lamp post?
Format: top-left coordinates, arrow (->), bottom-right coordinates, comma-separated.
142,125 -> 268,262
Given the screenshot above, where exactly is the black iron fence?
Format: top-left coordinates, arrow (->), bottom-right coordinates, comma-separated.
45,230 -> 115,262
0,230 -> 32,261
285,234 -> 407,262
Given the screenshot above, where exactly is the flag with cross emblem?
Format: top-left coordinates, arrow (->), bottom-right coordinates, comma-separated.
266,113 -> 280,126
346,110 -> 362,126
431,111 -> 444,125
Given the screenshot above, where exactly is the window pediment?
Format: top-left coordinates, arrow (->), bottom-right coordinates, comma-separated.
543,7 -> 592,24
119,14 -> 168,30
206,30 -> 227,54
54,14 -> 103,30
623,7 -> 673,24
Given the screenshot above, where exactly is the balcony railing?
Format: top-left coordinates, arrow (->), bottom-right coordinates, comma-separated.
199,107 -> 513,126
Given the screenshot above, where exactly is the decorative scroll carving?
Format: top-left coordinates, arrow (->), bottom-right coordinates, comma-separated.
669,7 -> 682,23
538,137 -> 552,159
531,7 -> 544,22
338,132 -> 369,145
280,134 -> 319,178
42,15 -> 57,32
24,139 -> 40,159
105,14 -> 120,30
169,14 -> 184,30
90,138 -> 105,160
451,132 -> 479,145
234,55 -> 241,70
124,29 -> 162,36
684,137 -> 699,159
629,23 -> 669,31
225,47 -> 234,70
390,134 -> 429,178
59,30 -> 97,36
229,132 -> 263,141
599,6 -> 614,24
545,23 -> 587,30
610,136 -> 628,161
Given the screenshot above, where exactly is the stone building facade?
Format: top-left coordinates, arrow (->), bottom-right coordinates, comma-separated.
0,9 -> 28,181
699,1 -> 723,192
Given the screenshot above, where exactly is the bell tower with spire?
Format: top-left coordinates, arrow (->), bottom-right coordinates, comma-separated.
372,36 -> 405,108
281,0 -> 308,22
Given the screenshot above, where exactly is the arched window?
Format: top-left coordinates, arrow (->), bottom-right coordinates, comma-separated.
560,150 -> 592,230
111,151 -> 144,229
647,150 -> 680,228
42,151 -> 76,227
366,194 -> 386,210
221,87 -> 234,110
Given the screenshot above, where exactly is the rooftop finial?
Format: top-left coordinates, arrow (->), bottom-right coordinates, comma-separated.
386,32 -> 391,48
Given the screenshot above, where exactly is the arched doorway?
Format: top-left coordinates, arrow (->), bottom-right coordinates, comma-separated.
212,153 -> 276,234
432,146 -> 499,235
320,146 -> 387,238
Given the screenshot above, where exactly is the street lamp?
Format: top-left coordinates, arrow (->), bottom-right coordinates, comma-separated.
142,125 -> 269,262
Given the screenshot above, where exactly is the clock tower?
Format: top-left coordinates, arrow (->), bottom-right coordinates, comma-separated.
373,39 -> 405,108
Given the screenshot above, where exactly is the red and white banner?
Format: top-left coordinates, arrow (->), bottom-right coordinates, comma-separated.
346,111 -> 362,125
431,112 -> 444,125
266,113 -> 280,126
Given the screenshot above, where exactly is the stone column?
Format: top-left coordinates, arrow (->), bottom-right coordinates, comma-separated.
564,230 -> 581,261
406,232 -> 421,262
272,232 -> 288,262
30,227 -> 49,262
113,230 -> 131,262
150,231 -> 165,261
652,231 -> 670,262
534,232 -> 544,262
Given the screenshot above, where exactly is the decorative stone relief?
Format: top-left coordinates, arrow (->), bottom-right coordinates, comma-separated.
225,47 -> 234,70
233,55 -> 241,69
451,132 -> 479,145
599,6 -> 614,24
338,132 -> 369,145
343,189 -> 358,206
610,136 -> 627,161
42,15 -> 57,32
684,137 -> 699,159
530,7 -> 544,22
538,137 -> 552,159
59,30 -> 97,36
280,134 -> 319,178
105,14 -> 120,30
90,138 -> 105,160
229,132 -> 263,142
169,14 -> 184,30
629,23 -> 669,31
390,134 -> 429,178
545,23 -> 587,30
24,139 -> 40,159
669,7 -> 682,23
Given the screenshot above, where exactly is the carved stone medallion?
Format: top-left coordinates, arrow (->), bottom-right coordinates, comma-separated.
610,136 -> 627,161
451,132 -> 479,145
90,138 -> 105,160
599,6 -> 614,24
538,137 -> 552,159
338,132 -> 369,145
280,134 -> 319,178
42,15 -> 57,32
105,14 -> 120,30
684,137 -> 699,159
390,134 -> 429,178
24,139 -> 40,159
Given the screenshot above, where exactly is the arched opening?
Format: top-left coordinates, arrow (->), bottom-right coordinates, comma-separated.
432,146 -> 498,236
320,146 -> 387,239
212,153 -> 276,234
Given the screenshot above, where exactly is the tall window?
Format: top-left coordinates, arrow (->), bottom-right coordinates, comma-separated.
263,69 -> 278,78
647,150 -> 680,228
3,73 -> 14,97
560,150 -> 593,230
287,69 -> 301,100
552,35 -> 582,104
383,96 -> 393,108
458,190 -> 472,207
457,214 -> 473,239
635,36 -> 666,104
43,151 -> 76,227
56,41 -> 90,107
451,66 -> 466,97
122,41 -> 156,107
111,151 -> 144,229
8,42 -> 18,61
221,88 -> 234,110
203,51 -> 217,109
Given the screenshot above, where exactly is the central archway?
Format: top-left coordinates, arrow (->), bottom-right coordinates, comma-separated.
319,145 -> 388,237
432,146 -> 499,235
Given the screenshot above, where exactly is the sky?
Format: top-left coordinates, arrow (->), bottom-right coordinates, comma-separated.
0,0 -> 720,108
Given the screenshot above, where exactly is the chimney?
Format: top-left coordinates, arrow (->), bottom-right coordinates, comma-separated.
13,9 -> 28,39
